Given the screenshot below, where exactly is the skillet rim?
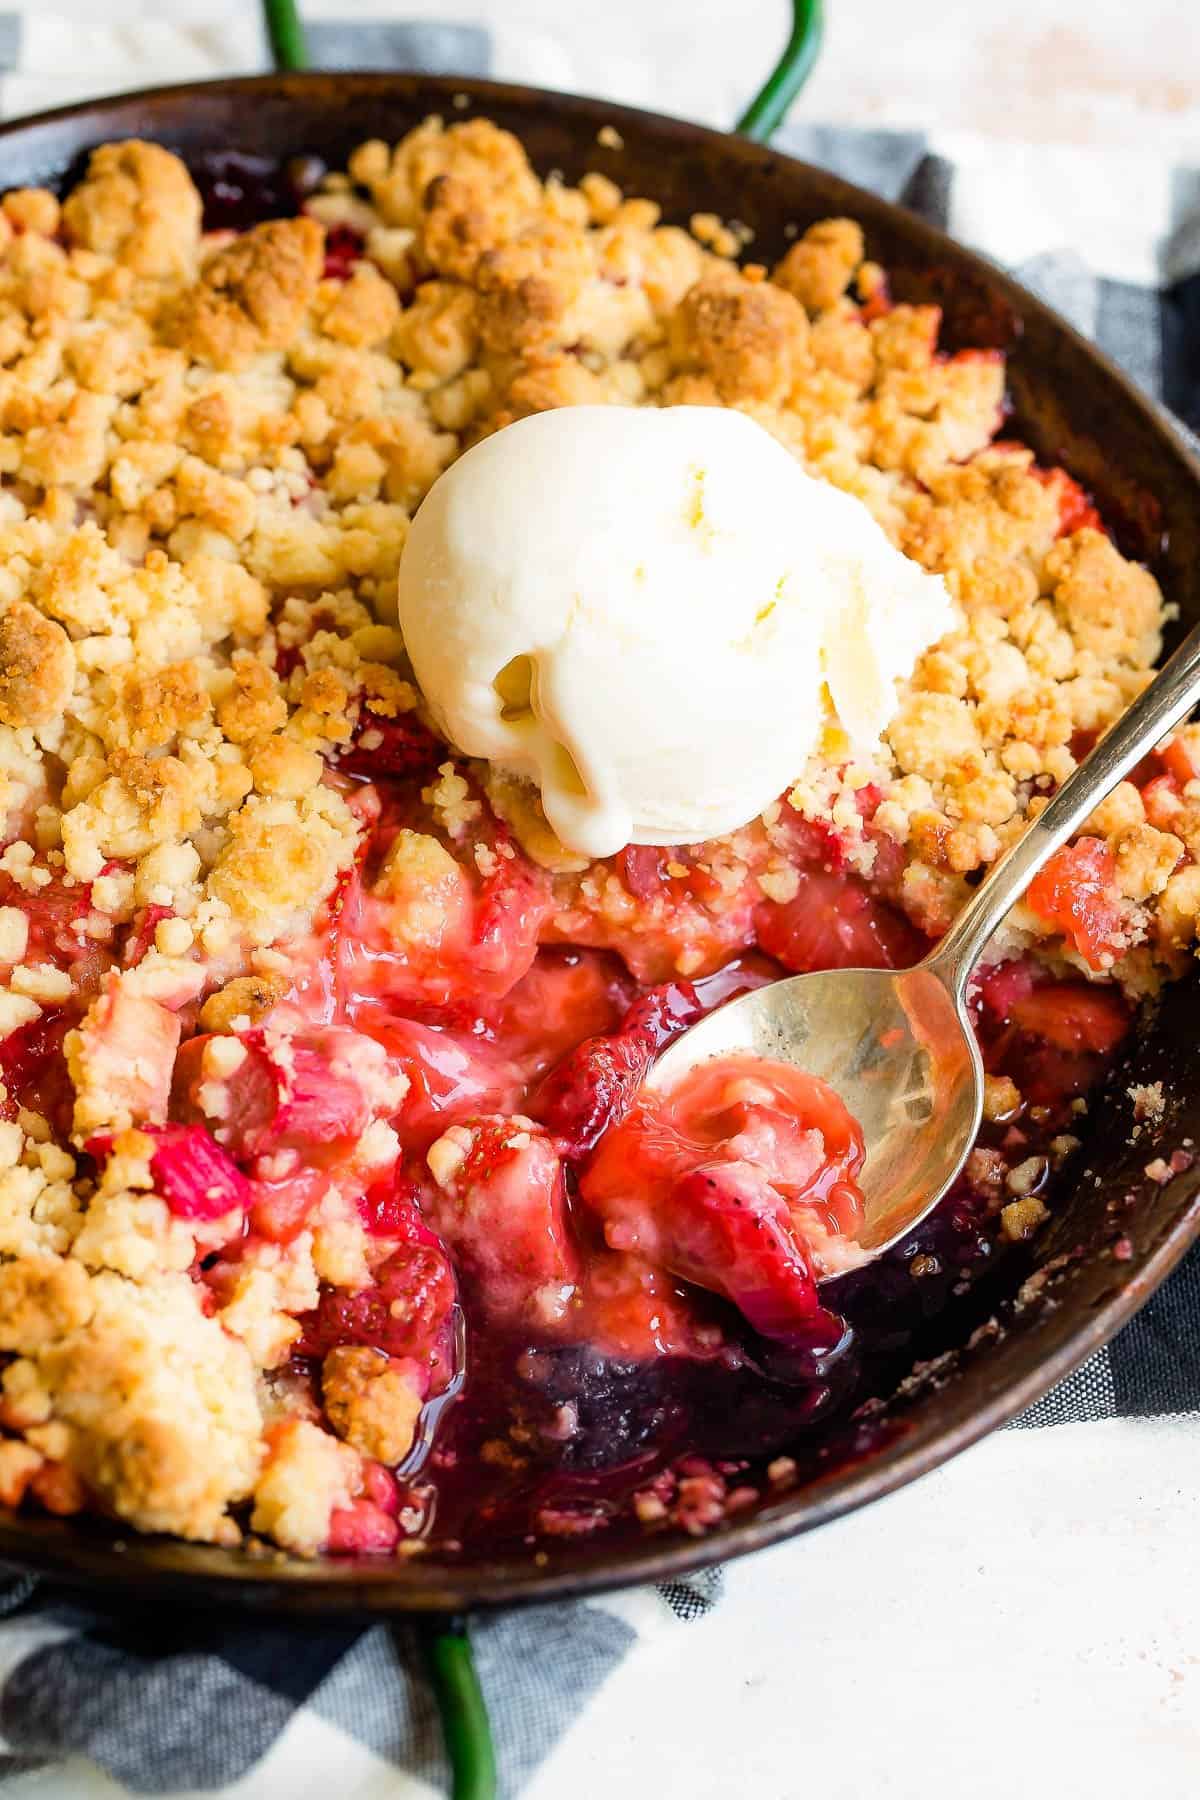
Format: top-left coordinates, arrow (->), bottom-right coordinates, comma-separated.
0,68 -> 1196,1613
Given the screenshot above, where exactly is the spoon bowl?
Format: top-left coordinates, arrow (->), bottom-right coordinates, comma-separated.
648,958 -> 981,1255
649,607 -> 1200,1269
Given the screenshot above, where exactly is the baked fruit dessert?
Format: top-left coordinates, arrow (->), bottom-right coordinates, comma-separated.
0,118 -> 1187,1559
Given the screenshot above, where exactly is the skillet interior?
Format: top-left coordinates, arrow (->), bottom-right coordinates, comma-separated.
0,71 -> 1197,1613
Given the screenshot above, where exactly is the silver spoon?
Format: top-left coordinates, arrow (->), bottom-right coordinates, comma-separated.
648,620 -> 1200,1263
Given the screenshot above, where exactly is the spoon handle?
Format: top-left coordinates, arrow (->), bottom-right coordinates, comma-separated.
930,615 -> 1200,997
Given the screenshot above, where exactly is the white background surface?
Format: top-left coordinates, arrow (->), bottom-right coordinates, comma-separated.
13,1420 -> 1200,1798
11,0 -> 1200,156
5,3 -> 1200,1796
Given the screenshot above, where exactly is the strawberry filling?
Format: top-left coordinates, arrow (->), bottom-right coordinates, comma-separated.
3,712 -> 1140,1556
321,224 -> 365,281
581,1057 -> 864,1342
532,980 -> 702,1160
755,868 -> 926,973
1025,837 -> 1125,968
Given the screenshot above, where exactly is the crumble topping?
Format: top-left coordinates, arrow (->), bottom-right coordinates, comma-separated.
0,115 -> 1183,1557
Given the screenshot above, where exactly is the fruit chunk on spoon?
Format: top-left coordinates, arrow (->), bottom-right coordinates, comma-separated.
649,618 -> 1200,1261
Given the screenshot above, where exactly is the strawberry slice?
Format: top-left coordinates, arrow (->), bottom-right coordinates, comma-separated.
976,957 -> 1037,1024
0,1008 -> 71,1130
479,949 -> 636,1086
655,1162 -> 828,1340
172,1033 -> 277,1148
755,869 -> 925,973
621,981 -> 705,1047
297,1239 -> 457,1367
361,1461 -> 401,1513
616,845 -> 672,900
271,1037 -> 375,1146
370,1016 -> 520,1153
334,801 -> 552,1013
1009,982 -> 1130,1055
533,1027 -> 655,1160
532,981 -> 702,1160
358,1166 -> 428,1238
1025,837 -> 1123,969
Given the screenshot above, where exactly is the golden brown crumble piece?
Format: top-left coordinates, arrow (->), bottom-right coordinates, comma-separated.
1112,823 -> 1183,901
474,218 -> 594,356
666,269 -> 810,405
0,600 -> 75,728
350,117 -> 542,235
207,789 -> 359,945
421,173 -> 512,284
250,1417 -> 359,1556
321,1345 -> 424,1464
60,140 -> 202,278
198,971 -> 293,1034
3,189 -> 60,237
1000,1197 -> 1049,1242
104,658 -> 212,755
773,218 -> 864,314
1045,528 -> 1163,666
215,650 -> 288,745
317,261 -> 402,349
164,216 -> 324,370
25,1270 -> 262,1543
1155,864 -> 1200,948
393,279 -> 479,380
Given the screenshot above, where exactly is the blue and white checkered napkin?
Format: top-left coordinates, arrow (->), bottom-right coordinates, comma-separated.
0,9 -> 1196,1798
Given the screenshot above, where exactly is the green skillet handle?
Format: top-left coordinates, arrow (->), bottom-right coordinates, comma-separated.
263,0 -> 822,141
736,0 -> 824,141
263,0 -> 308,70
422,1616 -> 498,1800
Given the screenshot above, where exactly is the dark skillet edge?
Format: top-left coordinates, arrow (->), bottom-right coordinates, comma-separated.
0,70 -> 1196,1613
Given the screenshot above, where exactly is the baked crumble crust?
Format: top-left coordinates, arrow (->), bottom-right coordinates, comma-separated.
0,116 -> 1181,1553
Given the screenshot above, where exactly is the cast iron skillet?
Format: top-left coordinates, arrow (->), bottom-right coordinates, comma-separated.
0,72 -> 1198,1615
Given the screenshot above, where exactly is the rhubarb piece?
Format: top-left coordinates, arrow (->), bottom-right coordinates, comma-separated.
88,1121 -> 250,1220
423,1115 -> 578,1323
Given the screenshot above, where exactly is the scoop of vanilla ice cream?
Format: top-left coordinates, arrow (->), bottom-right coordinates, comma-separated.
397,406 -> 954,858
